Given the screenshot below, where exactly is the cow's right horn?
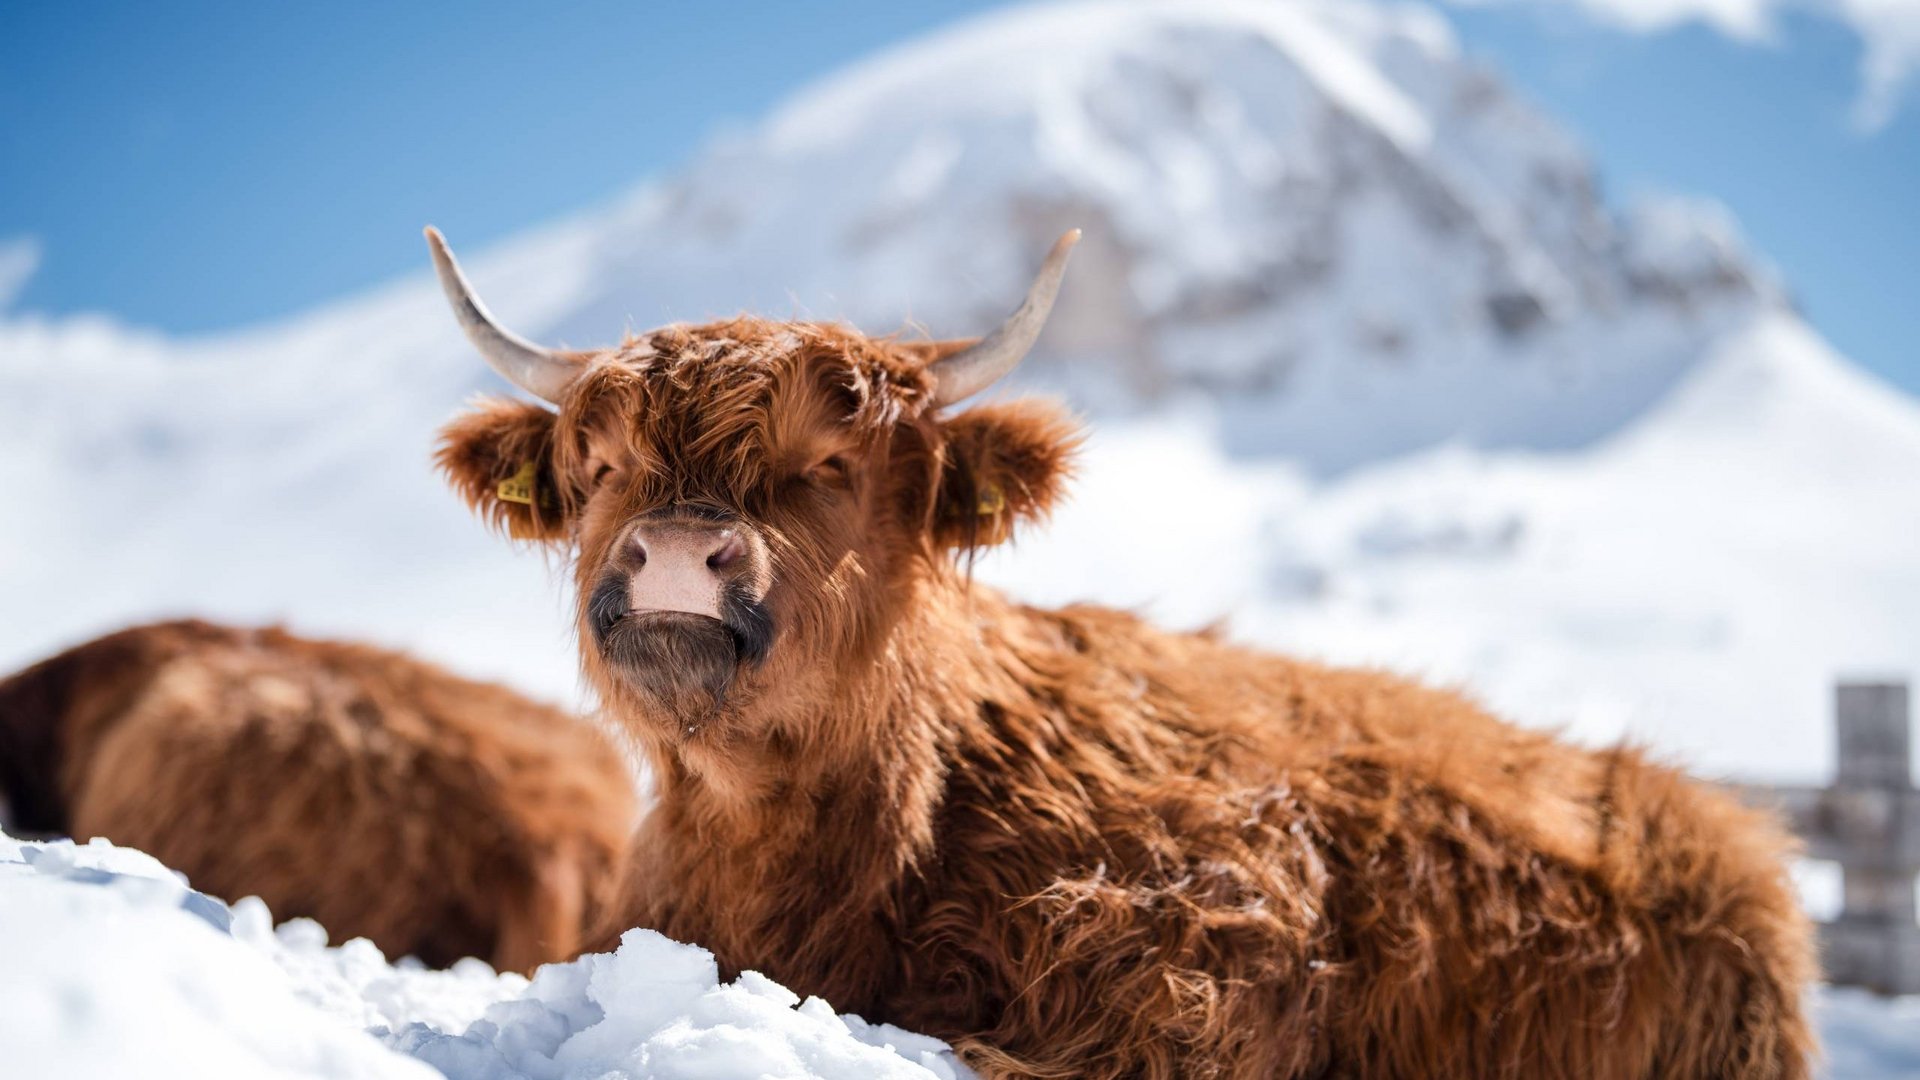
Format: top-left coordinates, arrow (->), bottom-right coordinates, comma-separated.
425,226 -> 582,404
928,229 -> 1080,407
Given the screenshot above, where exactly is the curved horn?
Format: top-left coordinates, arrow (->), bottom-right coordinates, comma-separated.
929,229 -> 1080,407
424,226 -> 581,404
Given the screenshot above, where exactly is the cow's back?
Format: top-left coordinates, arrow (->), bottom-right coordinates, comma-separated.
896,603 -> 1815,1078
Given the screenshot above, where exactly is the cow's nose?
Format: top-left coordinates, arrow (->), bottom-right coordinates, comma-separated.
624,522 -> 748,620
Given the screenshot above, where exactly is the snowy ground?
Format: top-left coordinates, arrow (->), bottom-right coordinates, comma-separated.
5,829 -> 1915,1078
1,831 -> 967,1080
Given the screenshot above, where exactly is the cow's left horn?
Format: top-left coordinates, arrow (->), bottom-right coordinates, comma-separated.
425,226 -> 581,404
929,229 -> 1080,407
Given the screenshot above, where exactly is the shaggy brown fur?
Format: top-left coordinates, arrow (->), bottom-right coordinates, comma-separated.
435,315 -> 1817,1077
0,619 -> 636,973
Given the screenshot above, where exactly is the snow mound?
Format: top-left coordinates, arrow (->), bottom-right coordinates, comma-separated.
0,833 -> 434,1080
5,830 -> 1917,1075
0,831 -> 967,1080
382,932 -> 956,1080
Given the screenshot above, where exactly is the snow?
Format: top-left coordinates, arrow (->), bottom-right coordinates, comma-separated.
4,830 -> 1914,1077
1,834 -> 437,1080
766,1 -> 1435,154
1817,988 -> 1920,1077
0,831 -> 967,1079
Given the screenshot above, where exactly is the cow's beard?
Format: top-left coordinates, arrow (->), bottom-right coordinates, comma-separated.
587,575 -> 775,726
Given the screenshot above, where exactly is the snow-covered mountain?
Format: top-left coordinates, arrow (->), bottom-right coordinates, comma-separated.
536,0 -> 1782,471
2,0 -> 1915,782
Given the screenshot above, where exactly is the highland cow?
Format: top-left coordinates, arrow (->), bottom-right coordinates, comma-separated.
0,618 -> 636,973
425,225 -> 1816,1077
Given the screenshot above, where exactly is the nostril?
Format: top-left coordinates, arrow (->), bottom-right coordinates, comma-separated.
707,531 -> 746,571
629,534 -> 648,569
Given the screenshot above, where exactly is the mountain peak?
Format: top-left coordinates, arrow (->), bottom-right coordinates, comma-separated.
546,0 -> 1779,471
764,0 -> 1445,156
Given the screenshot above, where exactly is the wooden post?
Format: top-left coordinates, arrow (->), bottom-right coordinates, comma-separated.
1818,681 -> 1920,995
1836,683 -> 1911,789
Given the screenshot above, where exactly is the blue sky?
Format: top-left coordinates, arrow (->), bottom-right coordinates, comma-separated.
2,1 -> 1914,393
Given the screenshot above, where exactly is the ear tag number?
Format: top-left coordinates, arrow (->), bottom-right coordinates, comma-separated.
498,461 -> 538,506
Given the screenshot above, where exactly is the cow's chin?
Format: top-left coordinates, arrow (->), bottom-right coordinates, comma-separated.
598,611 -> 744,722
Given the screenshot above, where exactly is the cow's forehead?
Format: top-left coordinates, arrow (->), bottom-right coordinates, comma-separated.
560,316 -> 935,458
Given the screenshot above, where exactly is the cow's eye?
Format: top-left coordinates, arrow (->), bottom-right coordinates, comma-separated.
805,455 -> 852,488
591,462 -> 617,485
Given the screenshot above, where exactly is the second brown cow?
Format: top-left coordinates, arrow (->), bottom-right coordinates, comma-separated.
0,618 -> 635,973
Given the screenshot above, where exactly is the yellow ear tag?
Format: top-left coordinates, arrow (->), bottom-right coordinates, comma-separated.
497,461 -> 538,506
976,485 -> 1006,517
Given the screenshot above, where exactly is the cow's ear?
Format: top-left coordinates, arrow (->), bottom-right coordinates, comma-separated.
931,400 -> 1080,550
435,398 -> 571,543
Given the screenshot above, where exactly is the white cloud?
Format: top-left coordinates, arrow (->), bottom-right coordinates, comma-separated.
1453,0 -> 1920,132
1554,0 -> 1779,38
1838,0 -> 1920,129
0,237 -> 40,310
